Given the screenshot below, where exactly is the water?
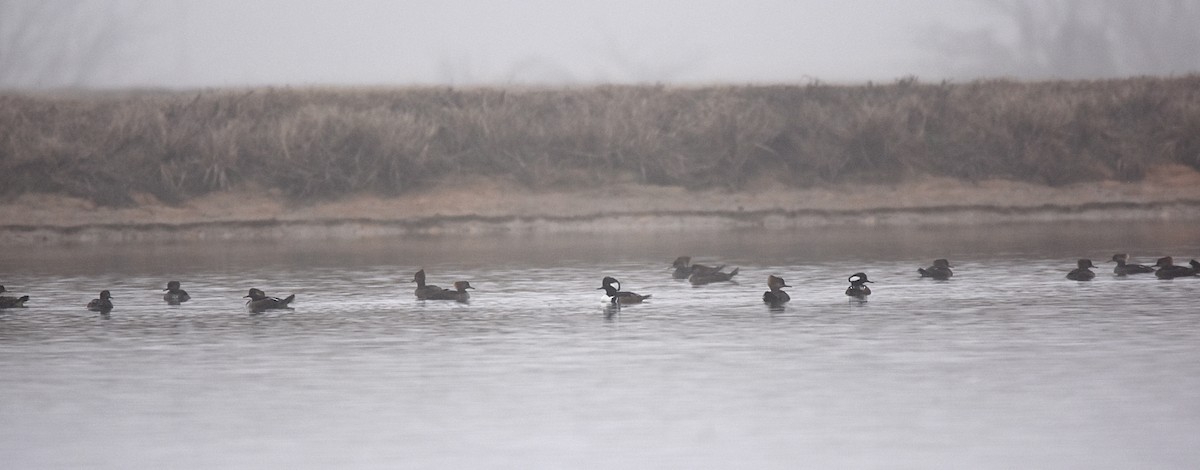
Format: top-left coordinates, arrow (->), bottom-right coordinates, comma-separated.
2,222 -> 1199,469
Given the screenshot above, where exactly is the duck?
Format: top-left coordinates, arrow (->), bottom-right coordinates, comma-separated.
917,259 -> 953,280
411,269 -> 444,300
671,256 -> 725,280
86,290 -> 114,312
762,275 -> 790,305
427,281 -> 474,302
162,280 -> 191,304
244,288 -> 295,313
598,276 -> 651,304
845,273 -> 872,299
689,267 -> 739,285
0,285 -> 29,308
1110,253 -> 1155,276
1153,256 -> 1199,279
1066,259 -> 1097,281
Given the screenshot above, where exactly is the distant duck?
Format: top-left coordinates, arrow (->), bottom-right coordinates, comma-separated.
1153,256 -> 1199,279
162,280 -> 191,304
599,276 -> 651,305
0,285 -> 29,308
689,267 -> 739,285
427,281 -> 474,302
411,269 -> 444,300
1109,253 -> 1155,276
917,259 -> 953,280
86,290 -> 114,312
762,275 -> 791,305
244,288 -> 295,313
845,273 -> 872,299
671,256 -> 724,280
1066,259 -> 1097,281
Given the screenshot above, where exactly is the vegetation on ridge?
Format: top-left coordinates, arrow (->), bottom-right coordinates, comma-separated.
1,76 -> 1199,206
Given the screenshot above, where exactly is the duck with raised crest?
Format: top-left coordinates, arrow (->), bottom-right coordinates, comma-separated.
845,273 -> 872,300
1110,254 -> 1155,276
1153,256 -> 1199,279
762,275 -> 790,305
599,276 -> 651,305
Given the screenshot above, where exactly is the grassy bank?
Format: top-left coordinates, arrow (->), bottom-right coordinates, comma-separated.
2,76 -> 1199,206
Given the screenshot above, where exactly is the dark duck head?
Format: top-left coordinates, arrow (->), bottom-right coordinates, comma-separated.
918,259 -> 953,280
1066,259 -> 1097,281
762,275 -> 791,304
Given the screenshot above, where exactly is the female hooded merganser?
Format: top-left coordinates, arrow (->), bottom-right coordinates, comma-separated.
411,269 -> 444,300
845,273 -> 872,299
689,267 -> 739,285
671,256 -> 724,280
1110,253 -> 1155,276
162,280 -> 191,304
598,276 -> 651,304
917,259 -> 953,280
0,286 -> 29,308
1066,259 -> 1097,281
86,290 -> 114,312
1153,256 -> 1199,279
427,281 -> 474,302
762,275 -> 790,305
244,288 -> 295,313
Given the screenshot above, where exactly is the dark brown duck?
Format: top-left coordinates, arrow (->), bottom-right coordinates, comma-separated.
762,275 -> 790,305
244,288 -> 295,313
0,285 -> 29,308
1066,259 -> 1097,281
918,259 -> 953,280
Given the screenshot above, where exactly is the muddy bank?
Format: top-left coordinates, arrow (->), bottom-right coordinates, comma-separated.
4,167 -> 1200,244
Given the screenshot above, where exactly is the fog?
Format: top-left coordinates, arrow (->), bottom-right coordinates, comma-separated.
2,0 -> 1199,89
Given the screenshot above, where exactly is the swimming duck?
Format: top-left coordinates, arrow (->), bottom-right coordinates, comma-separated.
244,288 -> 295,313
1110,253 -> 1155,276
762,275 -> 790,305
411,269 -> 444,300
845,273 -> 872,299
86,290 -> 113,312
427,281 -> 474,302
162,280 -> 191,304
1066,259 -> 1097,281
1153,256 -> 1199,279
0,285 -> 29,308
671,256 -> 725,279
689,267 -> 739,285
917,259 -> 953,280
598,276 -> 651,304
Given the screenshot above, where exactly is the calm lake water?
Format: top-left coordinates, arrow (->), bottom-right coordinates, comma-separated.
2,222 -> 1199,469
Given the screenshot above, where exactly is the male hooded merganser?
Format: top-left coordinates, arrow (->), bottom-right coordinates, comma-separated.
599,276 -> 651,304
427,281 -> 474,302
1110,254 -> 1155,276
86,290 -> 114,312
917,259 -> 953,280
0,285 -> 30,308
1153,256 -> 1199,279
1066,259 -> 1097,281
762,275 -> 791,305
244,288 -> 295,313
162,280 -> 191,304
411,269 -> 445,300
671,256 -> 725,279
689,267 -> 739,285
845,273 -> 872,299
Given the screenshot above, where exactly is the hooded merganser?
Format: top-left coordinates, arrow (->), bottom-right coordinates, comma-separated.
427,281 -> 474,302
845,273 -> 872,299
917,259 -> 953,280
599,276 -> 651,304
1066,259 -> 1097,281
162,280 -> 191,304
86,290 -> 113,312
1153,256 -> 1199,279
244,288 -> 295,313
1110,253 -> 1155,276
689,267 -> 739,285
671,256 -> 725,280
0,286 -> 29,308
762,275 -> 791,305
411,269 -> 444,300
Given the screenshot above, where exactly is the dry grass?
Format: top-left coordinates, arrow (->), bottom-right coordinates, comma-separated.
2,76 -> 1199,206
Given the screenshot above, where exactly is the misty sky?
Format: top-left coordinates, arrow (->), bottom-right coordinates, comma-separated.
2,0 -> 1197,89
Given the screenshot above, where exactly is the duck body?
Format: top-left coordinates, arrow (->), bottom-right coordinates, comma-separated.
1154,257 -> 1199,279
599,276 -> 651,305
0,286 -> 29,308
671,256 -> 724,280
845,273 -> 872,299
1111,254 -> 1155,276
162,280 -> 191,304
762,275 -> 790,305
689,267 -> 739,285
427,281 -> 474,302
917,259 -> 953,280
411,269 -> 444,300
244,288 -> 295,313
86,290 -> 114,312
1066,259 -> 1097,281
